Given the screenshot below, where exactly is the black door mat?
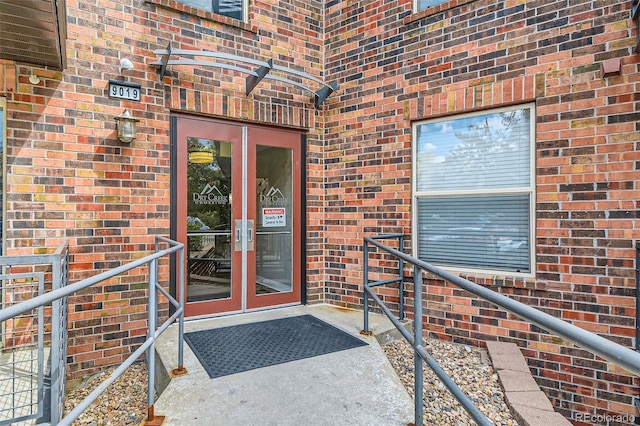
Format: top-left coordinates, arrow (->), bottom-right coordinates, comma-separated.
184,314 -> 368,379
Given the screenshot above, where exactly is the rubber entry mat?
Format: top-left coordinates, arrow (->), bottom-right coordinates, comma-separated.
184,314 -> 368,379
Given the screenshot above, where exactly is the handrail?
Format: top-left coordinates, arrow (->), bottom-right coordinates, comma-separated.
0,236 -> 185,425
363,234 -> 640,425
363,235 -> 490,425
362,234 -> 405,327
0,239 -> 69,423
365,236 -> 640,375
0,240 -> 182,322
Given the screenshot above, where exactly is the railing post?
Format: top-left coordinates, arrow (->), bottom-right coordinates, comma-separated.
173,244 -> 187,375
145,257 -> 165,425
413,266 -> 424,425
636,243 -> 640,413
50,257 -> 62,424
363,241 -> 370,334
636,242 -> 639,352
398,235 -> 405,321
147,257 -> 157,414
49,243 -> 69,424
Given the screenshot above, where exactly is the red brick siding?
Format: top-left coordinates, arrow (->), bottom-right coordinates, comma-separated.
0,0 -> 325,379
1,0 -> 638,419
325,0 -> 639,420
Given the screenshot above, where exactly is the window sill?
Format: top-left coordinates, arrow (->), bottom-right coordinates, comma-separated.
407,264 -> 541,290
404,0 -> 477,24
145,0 -> 258,33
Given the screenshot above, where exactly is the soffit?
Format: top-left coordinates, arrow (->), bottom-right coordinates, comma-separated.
0,0 -> 67,70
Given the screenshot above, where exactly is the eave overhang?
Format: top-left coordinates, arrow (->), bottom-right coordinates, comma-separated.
0,0 -> 67,70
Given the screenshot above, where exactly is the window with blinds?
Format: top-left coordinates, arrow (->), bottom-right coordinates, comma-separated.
178,0 -> 244,21
413,105 -> 535,274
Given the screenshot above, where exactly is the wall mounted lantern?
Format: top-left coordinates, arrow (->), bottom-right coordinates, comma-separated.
114,109 -> 140,143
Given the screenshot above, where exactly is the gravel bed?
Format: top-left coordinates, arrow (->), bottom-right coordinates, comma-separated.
63,363 -> 150,425
64,340 -> 517,425
382,339 -> 519,425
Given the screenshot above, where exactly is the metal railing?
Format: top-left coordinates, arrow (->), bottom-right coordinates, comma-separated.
0,236 -> 185,425
636,242 -> 639,354
0,239 -> 69,425
363,234 -> 640,425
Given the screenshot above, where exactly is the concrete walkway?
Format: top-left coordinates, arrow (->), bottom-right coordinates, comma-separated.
153,304 -> 414,425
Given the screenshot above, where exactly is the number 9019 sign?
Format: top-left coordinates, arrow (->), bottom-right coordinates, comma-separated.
108,80 -> 142,101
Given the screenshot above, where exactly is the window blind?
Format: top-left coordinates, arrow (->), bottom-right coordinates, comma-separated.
178,0 -> 243,20
417,194 -> 530,272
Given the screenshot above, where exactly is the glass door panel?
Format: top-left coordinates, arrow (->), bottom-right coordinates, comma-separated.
255,145 -> 293,295
186,139 -> 233,302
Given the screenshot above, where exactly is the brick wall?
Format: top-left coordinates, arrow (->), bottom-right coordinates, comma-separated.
325,0 -> 639,420
0,0 -> 325,379
1,0 -> 639,420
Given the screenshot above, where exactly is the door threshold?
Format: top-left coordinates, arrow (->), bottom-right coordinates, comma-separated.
184,303 -> 302,323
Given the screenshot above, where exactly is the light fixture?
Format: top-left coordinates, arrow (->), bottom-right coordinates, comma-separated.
188,151 -> 214,164
120,58 -> 134,71
600,58 -> 622,78
114,109 -> 140,143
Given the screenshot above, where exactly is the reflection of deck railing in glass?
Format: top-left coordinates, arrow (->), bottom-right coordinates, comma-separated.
187,232 -> 232,301
256,231 -> 292,293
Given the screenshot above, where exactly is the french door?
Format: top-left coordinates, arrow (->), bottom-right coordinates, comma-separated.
173,115 -> 303,317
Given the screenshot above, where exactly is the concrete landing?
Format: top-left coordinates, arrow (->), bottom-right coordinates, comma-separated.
153,304 -> 414,425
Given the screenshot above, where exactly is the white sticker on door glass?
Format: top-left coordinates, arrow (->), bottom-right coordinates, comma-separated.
262,208 -> 286,227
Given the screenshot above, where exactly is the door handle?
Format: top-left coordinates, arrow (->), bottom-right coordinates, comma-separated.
247,220 -> 255,251
234,219 -> 242,251
233,220 -> 255,251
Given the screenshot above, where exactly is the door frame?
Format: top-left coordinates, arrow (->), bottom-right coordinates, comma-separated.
245,126 -> 303,311
169,113 -> 307,317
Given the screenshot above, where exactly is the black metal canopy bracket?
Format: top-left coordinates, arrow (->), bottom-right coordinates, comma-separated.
246,59 -> 273,95
156,43 -> 172,81
315,82 -> 338,109
150,43 -> 338,108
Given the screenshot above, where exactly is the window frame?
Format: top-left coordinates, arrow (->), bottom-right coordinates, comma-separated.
0,97 -> 5,256
411,103 -> 536,278
409,0 -> 478,19
414,0 -> 448,12
151,0 -> 249,24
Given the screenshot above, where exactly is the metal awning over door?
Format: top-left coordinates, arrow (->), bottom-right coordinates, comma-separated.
151,43 -> 338,108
